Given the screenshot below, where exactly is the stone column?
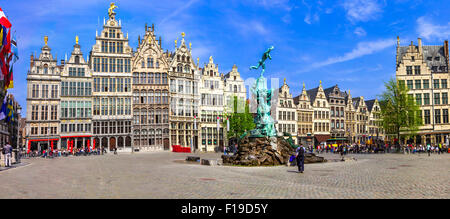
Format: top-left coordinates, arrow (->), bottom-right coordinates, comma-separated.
57,138 -> 61,150
107,136 -> 110,151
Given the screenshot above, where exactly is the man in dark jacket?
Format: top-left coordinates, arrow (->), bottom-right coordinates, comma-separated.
296,145 -> 305,173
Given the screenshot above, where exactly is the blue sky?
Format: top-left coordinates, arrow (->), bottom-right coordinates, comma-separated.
1,0 -> 449,116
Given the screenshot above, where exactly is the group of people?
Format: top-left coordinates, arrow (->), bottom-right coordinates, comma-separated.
27,146 -> 110,158
403,143 -> 447,156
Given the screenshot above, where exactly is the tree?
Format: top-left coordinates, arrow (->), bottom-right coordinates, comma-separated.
225,96 -> 255,140
378,78 -> 422,149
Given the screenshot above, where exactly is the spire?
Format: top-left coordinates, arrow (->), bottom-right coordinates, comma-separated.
175,37 -> 178,49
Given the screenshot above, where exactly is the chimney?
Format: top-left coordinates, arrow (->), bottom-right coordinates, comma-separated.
418,38 -> 422,54
145,23 -> 148,31
159,36 -> 162,48
61,60 -> 65,66
152,23 -> 154,32
445,40 -> 449,64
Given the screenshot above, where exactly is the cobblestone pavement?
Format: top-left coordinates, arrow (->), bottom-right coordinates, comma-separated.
0,152 -> 448,199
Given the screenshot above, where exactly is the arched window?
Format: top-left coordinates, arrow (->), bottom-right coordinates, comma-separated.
156,89 -> 161,104
141,90 -> 147,104
234,85 -> 237,93
75,56 -> 80,64
149,90 -> 154,104
140,72 -> 145,84
44,64 -> 48,74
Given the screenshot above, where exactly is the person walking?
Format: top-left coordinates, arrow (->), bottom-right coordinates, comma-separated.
296,145 -> 305,173
3,141 -> 12,167
427,144 -> 431,156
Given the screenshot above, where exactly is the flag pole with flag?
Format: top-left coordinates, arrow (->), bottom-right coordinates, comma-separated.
0,92 -> 7,120
0,8 -> 12,28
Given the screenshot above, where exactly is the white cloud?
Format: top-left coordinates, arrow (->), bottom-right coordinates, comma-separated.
309,39 -> 395,69
342,0 -> 383,23
354,27 -> 367,36
256,0 -> 292,11
416,16 -> 450,41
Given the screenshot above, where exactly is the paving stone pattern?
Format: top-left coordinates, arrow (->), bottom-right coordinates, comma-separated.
0,152 -> 448,198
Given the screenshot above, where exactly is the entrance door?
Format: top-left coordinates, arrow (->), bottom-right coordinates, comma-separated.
110,137 -> 116,151
163,138 -> 169,150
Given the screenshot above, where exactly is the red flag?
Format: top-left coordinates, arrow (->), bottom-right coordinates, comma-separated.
0,8 -> 11,28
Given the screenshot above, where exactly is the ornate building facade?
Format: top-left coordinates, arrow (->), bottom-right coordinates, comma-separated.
276,79 -> 298,144
324,85 -> 346,140
352,96 -> 369,144
344,90 -> 357,143
307,81 -> 331,145
396,37 -> 450,145
224,64 -> 246,113
25,37 -> 61,152
60,38 -> 93,151
168,33 -> 200,150
199,56 -> 225,152
294,83 -> 313,146
89,10 -> 133,152
132,24 -> 170,151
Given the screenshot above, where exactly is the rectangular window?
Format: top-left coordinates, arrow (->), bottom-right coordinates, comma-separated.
414,66 -> 420,75
442,79 -> 448,89
407,80 -> 413,90
423,80 -> 429,89
423,93 -> 430,105
435,109 -> 441,124
434,79 -> 440,89
415,94 -> 422,105
443,109 -> 449,124
434,93 -> 440,105
406,66 -> 413,75
42,85 -> 49,98
415,80 -> 421,89
117,59 -> 123,73
443,92 -> 448,105
398,80 -> 405,88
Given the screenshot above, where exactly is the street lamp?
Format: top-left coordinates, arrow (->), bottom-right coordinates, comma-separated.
16,106 -> 22,163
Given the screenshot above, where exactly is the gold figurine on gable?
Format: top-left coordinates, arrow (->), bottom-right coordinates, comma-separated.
76,35 -> 79,44
44,36 -> 48,45
108,3 -> 118,18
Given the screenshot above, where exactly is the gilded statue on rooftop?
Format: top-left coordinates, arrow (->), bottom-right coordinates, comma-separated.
108,3 -> 118,18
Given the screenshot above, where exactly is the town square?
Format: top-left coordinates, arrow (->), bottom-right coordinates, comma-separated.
0,0 -> 449,201
1,152 -> 449,199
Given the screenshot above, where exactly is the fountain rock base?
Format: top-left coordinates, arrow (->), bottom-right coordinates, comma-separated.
222,135 -> 327,166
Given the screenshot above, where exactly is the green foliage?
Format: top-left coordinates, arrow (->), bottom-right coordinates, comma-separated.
378,78 -> 422,140
225,96 -> 256,138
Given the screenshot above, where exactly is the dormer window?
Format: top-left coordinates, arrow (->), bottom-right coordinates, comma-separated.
75,56 -> 80,64
427,56 -> 432,61
411,56 -> 415,61
435,56 -> 440,61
